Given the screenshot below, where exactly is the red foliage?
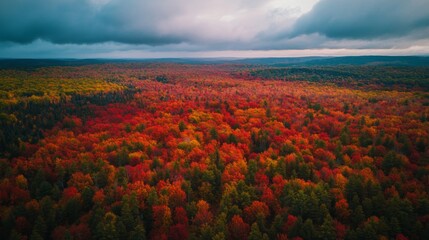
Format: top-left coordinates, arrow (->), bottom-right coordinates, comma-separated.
229,215 -> 250,240
168,224 -> 189,240
283,215 -> 298,232
174,207 -> 189,225
335,198 -> 351,221
69,223 -> 91,240
244,201 -> 270,223
193,200 -> 213,226
151,205 -> 172,237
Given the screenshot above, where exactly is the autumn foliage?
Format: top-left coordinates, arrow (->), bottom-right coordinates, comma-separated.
0,63 -> 428,239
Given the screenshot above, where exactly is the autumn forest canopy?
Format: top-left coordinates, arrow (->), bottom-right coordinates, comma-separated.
0,59 -> 428,240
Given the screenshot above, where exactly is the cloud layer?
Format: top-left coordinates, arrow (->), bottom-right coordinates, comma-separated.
0,0 -> 186,44
291,0 -> 429,39
0,0 -> 428,57
0,0 -> 287,46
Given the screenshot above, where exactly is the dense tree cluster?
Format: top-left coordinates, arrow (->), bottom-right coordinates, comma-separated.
0,63 -> 428,239
249,66 -> 429,90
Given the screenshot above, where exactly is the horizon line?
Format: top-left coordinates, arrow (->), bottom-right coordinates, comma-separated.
1,55 -> 429,60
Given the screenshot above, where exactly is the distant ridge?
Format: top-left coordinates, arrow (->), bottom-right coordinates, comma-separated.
232,56 -> 429,66
1,56 -> 429,69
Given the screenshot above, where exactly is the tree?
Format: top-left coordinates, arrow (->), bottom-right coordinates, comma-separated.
193,200 -> 213,226
382,151 -> 403,174
128,222 -> 146,240
116,167 -> 128,187
69,223 -> 91,240
178,121 -> 186,132
210,128 -> 219,140
81,186 -> 94,211
114,147 -> 130,166
351,206 -> 365,227
251,130 -> 270,153
244,201 -> 269,224
230,215 -> 250,240
96,212 -> 119,240
300,219 -> 316,240
340,125 -> 351,145
152,205 -> 172,235
174,207 -> 189,225
39,196 -> 56,232
319,214 -> 336,240
212,213 -> 228,239
31,216 -> 47,240
63,196 -> 82,224
345,175 -> 364,202
121,196 -> 136,231
335,199 -> 351,221
227,133 -> 238,144
168,224 -> 189,240
249,223 -> 263,240
67,172 -> 93,191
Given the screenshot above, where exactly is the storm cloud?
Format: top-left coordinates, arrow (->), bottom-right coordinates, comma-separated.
0,0 -> 188,44
291,0 -> 429,39
0,0 -> 428,57
0,0 -> 283,46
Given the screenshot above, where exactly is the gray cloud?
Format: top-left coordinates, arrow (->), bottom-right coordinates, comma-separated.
0,0 -> 272,46
1,0 -> 429,57
0,0 -> 192,45
291,0 -> 429,39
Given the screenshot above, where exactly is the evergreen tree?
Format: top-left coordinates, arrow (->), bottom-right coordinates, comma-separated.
319,214 -> 336,240
121,196 -> 135,231
382,151 -> 402,174
31,216 -> 47,240
82,186 -> 94,211
351,206 -> 365,227
249,223 -> 263,240
301,219 -> 317,240
128,222 -> 146,240
210,128 -> 219,140
96,212 -> 119,240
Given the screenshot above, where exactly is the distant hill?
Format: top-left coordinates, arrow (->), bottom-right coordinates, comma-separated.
0,59 -> 109,69
0,58 -> 230,69
295,56 -> 429,66
228,57 -> 327,65
233,56 -> 429,66
1,56 -> 429,69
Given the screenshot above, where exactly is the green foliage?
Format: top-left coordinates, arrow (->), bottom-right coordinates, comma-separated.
249,223 -> 263,240
382,151 -> 403,174
251,130 -> 270,153
249,66 -> 429,90
179,121 -> 186,132
155,75 -> 168,83
96,212 -> 119,240
210,127 -> 219,140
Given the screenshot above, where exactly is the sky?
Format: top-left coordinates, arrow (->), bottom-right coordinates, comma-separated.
1,0 -> 429,58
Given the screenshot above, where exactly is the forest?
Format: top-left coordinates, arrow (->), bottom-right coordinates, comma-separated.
0,62 -> 428,240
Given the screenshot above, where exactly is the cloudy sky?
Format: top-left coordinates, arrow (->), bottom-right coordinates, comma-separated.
1,0 -> 429,58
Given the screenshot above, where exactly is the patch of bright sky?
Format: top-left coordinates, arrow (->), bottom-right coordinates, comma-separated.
268,0 -> 319,17
91,46 -> 429,59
